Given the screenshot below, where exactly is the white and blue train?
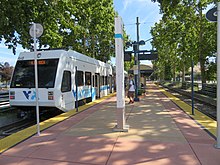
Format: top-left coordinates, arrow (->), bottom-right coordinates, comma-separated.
9,49 -> 114,112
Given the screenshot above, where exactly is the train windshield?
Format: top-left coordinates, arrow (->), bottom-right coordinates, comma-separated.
11,59 -> 59,88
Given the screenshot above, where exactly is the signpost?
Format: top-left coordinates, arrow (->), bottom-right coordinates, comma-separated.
206,3 -> 220,148
29,23 -> 43,136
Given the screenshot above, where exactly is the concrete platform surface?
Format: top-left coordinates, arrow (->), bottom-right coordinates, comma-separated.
1,82 -> 220,165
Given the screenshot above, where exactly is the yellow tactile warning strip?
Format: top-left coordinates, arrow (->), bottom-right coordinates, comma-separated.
0,93 -> 116,153
159,86 -> 216,137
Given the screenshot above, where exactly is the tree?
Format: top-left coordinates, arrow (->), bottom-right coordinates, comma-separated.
0,62 -> 13,86
0,0 -> 117,62
150,0 -> 216,83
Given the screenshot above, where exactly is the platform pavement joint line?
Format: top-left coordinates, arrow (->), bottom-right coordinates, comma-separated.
157,84 -> 217,137
0,93 -> 116,154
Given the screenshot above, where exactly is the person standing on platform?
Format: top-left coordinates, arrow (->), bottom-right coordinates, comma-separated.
128,75 -> 135,104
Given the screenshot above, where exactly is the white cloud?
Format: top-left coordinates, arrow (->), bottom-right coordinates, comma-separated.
122,0 -> 153,10
0,50 -> 12,56
0,55 -> 17,66
120,0 -> 161,24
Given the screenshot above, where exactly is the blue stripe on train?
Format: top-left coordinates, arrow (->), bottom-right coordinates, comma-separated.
72,85 -> 110,101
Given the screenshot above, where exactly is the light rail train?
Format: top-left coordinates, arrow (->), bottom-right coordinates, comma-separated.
9,49 -> 114,112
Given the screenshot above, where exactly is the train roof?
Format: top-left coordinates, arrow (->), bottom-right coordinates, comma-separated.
18,49 -> 111,68
67,50 -> 110,68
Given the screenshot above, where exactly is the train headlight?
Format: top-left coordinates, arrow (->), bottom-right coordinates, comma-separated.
10,91 -> 15,99
48,91 -> 54,100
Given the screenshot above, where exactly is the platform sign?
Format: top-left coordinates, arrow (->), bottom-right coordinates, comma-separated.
134,69 -> 138,75
138,53 -> 158,60
124,51 -> 132,61
206,7 -> 217,22
125,50 -> 158,61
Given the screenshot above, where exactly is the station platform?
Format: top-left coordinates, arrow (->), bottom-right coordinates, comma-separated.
1,82 -> 220,165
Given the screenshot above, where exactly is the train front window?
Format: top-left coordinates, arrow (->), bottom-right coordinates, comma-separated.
38,59 -> 59,88
11,59 -> 59,88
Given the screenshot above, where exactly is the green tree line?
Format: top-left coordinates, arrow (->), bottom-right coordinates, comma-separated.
151,0 -> 217,83
0,0 -> 128,63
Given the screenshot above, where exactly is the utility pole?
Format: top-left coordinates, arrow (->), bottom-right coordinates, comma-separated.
137,17 -> 141,92
191,56 -> 194,115
134,17 -> 140,101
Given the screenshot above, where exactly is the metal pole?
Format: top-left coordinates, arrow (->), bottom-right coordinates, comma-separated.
216,2 -> 220,148
134,17 -> 140,101
75,66 -> 78,112
134,50 -> 139,101
191,57 -> 194,115
137,17 -> 140,89
34,23 -> 40,136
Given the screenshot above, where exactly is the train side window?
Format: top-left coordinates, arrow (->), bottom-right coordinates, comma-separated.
85,72 -> 91,85
105,76 -> 108,85
103,76 -> 105,85
95,75 -> 98,87
100,76 -> 103,86
107,76 -> 110,85
61,71 -> 71,92
76,71 -> 84,86
92,75 -> 95,87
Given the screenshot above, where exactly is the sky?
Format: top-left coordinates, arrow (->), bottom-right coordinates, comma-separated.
0,0 -> 162,66
114,0 -> 161,47
113,0 -> 162,65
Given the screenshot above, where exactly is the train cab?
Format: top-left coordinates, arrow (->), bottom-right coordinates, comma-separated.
9,49 -> 114,112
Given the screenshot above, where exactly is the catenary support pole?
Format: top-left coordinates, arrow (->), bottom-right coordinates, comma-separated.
134,17 -> 140,101
137,17 -> 140,91
114,16 -> 129,132
191,57 -> 194,115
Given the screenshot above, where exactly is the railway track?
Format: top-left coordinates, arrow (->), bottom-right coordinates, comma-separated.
0,119 -> 35,138
160,84 -> 216,120
0,110 -> 63,139
0,91 -> 63,139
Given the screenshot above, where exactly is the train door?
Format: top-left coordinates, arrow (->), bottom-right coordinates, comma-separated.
60,70 -> 75,111
95,73 -> 100,98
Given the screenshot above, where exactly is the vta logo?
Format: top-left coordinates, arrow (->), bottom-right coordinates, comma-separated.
23,91 -> 36,100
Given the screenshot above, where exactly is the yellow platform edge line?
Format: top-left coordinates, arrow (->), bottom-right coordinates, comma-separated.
158,86 -> 217,137
0,92 -> 116,153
